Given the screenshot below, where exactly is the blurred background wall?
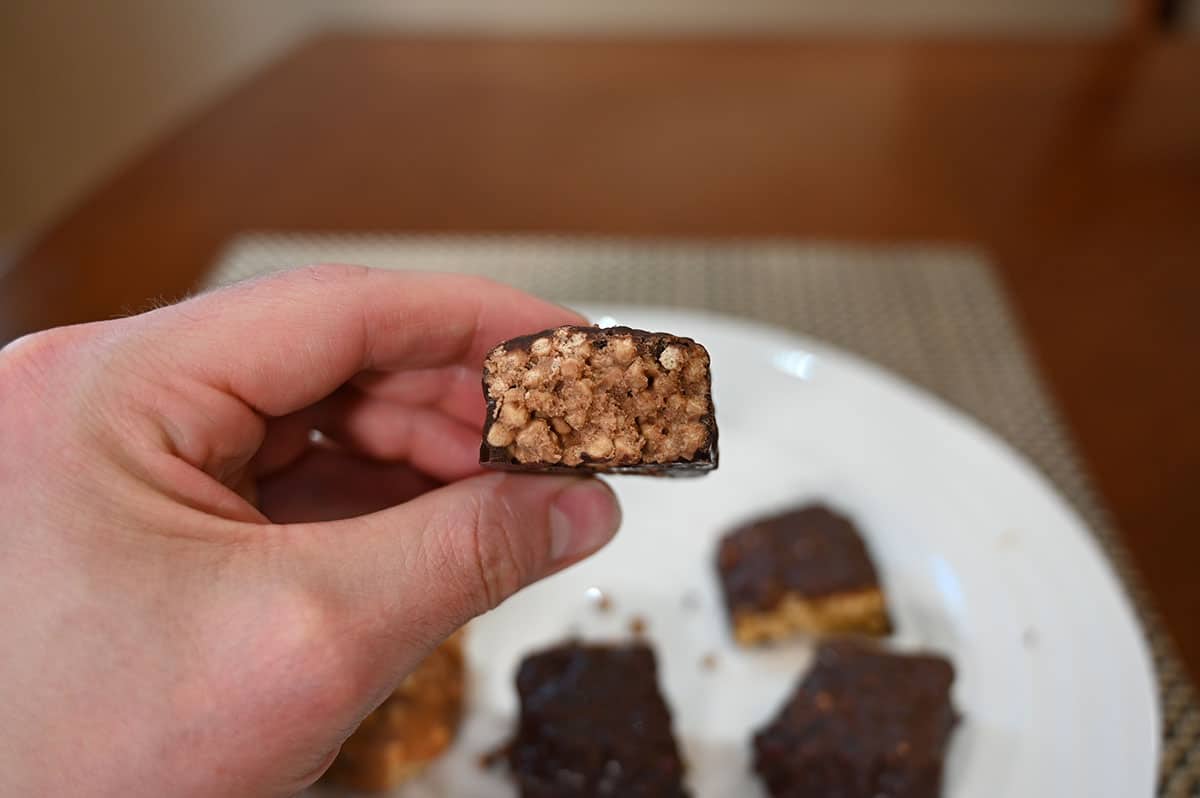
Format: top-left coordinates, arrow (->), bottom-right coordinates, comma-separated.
2,0 -> 1195,262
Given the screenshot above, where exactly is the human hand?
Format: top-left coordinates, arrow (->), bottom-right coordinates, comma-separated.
0,266 -> 621,796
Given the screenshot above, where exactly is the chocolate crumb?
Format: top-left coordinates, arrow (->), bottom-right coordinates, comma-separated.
585,586 -> 613,613
629,616 -> 648,636
480,743 -> 509,769
700,653 -> 718,671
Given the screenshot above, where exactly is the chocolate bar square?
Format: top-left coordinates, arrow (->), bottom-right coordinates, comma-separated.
506,642 -> 690,797
480,325 -> 717,475
716,505 -> 891,644
754,641 -> 959,798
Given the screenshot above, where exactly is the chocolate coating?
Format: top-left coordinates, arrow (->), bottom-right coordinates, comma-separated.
717,505 -> 883,612
480,325 -> 718,475
506,642 -> 690,797
754,641 -> 959,798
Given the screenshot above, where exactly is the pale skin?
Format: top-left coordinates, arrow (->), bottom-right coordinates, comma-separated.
0,266 -> 621,796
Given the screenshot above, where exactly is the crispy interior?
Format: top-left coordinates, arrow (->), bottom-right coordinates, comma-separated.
484,328 -> 711,466
733,589 -> 890,645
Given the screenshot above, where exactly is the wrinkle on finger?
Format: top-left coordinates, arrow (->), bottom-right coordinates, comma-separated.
317,399 -> 484,483
349,366 -> 484,427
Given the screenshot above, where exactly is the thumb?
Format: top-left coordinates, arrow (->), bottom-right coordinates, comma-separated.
198,474 -> 618,796
290,472 -> 621,647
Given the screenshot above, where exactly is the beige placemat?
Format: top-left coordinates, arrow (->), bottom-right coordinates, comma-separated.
207,233 -> 1199,796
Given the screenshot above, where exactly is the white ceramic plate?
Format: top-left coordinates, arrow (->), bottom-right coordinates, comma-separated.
323,306 -> 1159,798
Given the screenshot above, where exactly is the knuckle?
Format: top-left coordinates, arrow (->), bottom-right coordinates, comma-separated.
293,262 -> 371,284
451,273 -> 499,293
476,499 -> 529,609
272,587 -> 366,707
443,485 -> 537,613
0,326 -> 84,387
448,274 -> 510,311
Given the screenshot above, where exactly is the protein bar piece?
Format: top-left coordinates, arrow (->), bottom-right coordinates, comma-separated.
506,642 -> 690,797
716,504 -> 892,645
480,325 -> 717,474
322,632 -> 466,791
754,641 -> 959,798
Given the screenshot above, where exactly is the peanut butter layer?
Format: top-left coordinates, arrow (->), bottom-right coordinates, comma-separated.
480,325 -> 717,474
731,588 -> 891,645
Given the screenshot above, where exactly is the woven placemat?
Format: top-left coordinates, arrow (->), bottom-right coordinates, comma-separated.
208,233 -> 1198,796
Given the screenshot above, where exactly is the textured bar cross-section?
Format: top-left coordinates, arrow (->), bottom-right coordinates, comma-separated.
480,325 -> 717,474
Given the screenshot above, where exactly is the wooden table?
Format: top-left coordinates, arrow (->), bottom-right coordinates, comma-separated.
4,33 -> 1199,681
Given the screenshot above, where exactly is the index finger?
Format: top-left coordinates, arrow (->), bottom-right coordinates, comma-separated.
138,265 -> 585,417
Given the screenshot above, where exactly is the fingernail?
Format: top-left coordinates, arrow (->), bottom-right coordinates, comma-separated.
549,480 -> 621,564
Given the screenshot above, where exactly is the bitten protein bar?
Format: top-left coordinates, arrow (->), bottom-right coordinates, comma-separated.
480,325 -> 717,475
